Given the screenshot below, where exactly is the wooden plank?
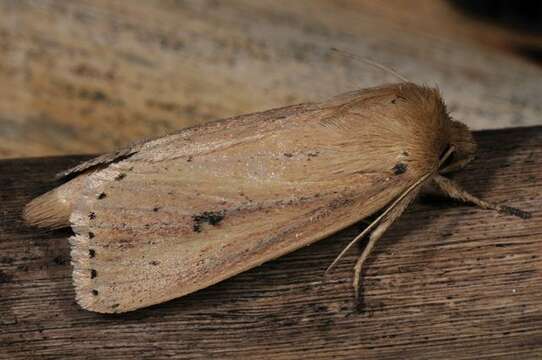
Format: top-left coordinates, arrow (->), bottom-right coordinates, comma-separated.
0,126 -> 540,359
1,0 -> 542,158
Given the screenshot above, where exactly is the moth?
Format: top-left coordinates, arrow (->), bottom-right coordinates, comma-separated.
24,82 -> 529,313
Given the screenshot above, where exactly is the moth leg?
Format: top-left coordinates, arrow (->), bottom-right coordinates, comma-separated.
432,174 -> 531,219
353,188 -> 419,302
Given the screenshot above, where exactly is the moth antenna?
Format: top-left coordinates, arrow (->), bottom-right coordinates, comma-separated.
325,171 -> 432,274
329,47 -> 410,83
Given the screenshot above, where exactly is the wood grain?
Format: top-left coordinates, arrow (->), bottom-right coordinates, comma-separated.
0,126 -> 541,359
1,0 -> 542,159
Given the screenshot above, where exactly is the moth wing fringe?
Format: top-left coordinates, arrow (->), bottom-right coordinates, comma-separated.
69,231 -> 95,311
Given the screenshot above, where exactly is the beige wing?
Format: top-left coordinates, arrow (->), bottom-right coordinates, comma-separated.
64,84 -> 445,313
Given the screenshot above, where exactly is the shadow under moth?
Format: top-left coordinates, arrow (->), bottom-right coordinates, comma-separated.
24,82 -> 530,313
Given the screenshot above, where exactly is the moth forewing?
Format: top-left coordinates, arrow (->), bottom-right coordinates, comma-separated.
25,82 -> 526,313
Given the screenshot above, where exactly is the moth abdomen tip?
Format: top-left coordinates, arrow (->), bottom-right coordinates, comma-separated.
23,189 -> 71,229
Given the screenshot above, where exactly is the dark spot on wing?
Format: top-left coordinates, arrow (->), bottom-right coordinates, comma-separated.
89,212 -> 96,220
329,197 -> 354,210
392,163 -> 407,175
283,153 -> 294,158
89,232 -> 95,239
89,249 -> 96,258
115,173 -> 126,181
91,289 -> 99,296
97,192 -> 107,199
149,260 -> 160,266
91,269 -> 97,279
192,210 -> 226,232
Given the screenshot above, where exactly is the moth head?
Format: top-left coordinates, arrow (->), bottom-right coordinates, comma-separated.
440,119 -> 477,173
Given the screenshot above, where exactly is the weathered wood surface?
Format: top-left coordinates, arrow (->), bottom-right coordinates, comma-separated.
1,0 -> 542,159
0,126 -> 540,359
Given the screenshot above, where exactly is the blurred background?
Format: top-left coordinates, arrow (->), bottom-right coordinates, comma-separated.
1,0 -> 541,159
